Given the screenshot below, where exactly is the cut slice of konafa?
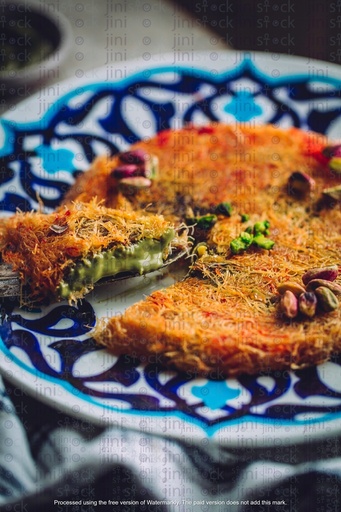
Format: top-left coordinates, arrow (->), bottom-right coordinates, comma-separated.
0,199 -> 187,304
94,276 -> 340,378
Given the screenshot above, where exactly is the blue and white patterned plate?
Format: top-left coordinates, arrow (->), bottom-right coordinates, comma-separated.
0,51 -> 340,446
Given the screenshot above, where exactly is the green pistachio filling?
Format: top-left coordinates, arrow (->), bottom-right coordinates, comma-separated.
57,229 -> 175,299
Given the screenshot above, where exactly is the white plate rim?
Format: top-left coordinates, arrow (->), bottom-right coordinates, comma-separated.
0,50 -> 341,447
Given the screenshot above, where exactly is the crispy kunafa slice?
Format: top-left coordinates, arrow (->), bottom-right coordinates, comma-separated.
4,122 -> 340,377
90,123 -> 341,377
63,123 -> 333,222
94,203 -> 341,378
0,200 -> 188,304
94,275 -> 341,378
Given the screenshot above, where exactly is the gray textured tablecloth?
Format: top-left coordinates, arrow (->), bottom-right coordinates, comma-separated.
1,377 -> 341,512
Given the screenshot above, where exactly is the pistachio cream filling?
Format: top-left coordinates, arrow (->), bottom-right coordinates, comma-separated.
57,229 -> 175,299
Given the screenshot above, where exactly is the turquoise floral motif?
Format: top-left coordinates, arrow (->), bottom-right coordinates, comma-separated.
36,144 -> 75,174
1,56 -> 339,213
2,298 -> 341,428
0,57 -> 341,435
192,380 -> 241,410
224,91 -> 263,122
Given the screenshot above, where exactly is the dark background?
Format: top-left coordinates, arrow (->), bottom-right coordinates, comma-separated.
177,0 -> 341,65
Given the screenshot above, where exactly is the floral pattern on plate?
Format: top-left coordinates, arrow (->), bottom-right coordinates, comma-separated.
0,52 -> 341,443
0,54 -> 340,213
1,294 -> 341,438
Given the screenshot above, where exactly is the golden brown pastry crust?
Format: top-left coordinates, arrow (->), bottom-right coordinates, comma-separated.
91,123 -> 341,377
95,276 -> 340,378
47,124 -> 341,376
64,123 -> 333,219
0,200 -> 179,304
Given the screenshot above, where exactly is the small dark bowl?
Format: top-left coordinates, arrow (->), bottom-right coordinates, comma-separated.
0,0 -> 72,88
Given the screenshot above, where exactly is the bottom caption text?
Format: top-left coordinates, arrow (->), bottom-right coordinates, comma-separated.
53,499 -> 287,507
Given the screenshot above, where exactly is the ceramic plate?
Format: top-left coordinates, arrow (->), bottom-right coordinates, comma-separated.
0,51 -> 341,447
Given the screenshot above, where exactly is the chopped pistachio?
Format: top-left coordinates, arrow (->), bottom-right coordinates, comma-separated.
298,292 -> 317,318
144,155 -> 159,179
186,214 -> 217,230
315,286 -> 339,312
230,231 -> 253,254
240,213 -> 250,223
287,171 -> 315,197
196,214 -> 217,230
49,224 -> 68,234
280,290 -> 298,319
322,144 -> 341,159
230,237 -> 248,255
194,242 -> 208,257
252,234 -> 275,250
302,265 -> 338,285
329,157 -> 341,174
230,220 -> 275,255
119,149 -> 148,165
240,231 -> 253,246
322,185 -> 341,202
306,279 -> 341,296
119,176 -> 152,190
253,220 -> 270,235
115,150 -> 159,179
215,202 -> 233,217
277,281 -> 306,297
185,217 -> 196,226
111,164 -> 139,179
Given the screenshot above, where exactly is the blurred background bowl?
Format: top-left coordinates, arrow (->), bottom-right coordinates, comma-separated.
0,0 -> 72,90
